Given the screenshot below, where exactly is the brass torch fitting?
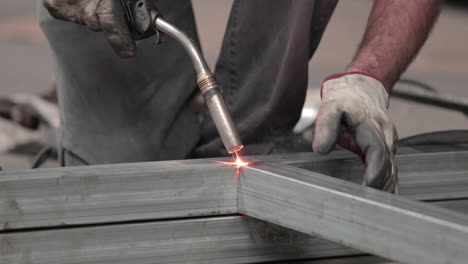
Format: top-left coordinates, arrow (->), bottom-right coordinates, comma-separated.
197,72 -> 217,93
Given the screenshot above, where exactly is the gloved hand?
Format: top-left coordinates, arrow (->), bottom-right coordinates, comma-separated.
313,72 -> 398,193
42,0 -> 135,57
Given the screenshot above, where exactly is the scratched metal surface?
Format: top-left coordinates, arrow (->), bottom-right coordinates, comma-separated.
292,150 -> 468,200
1,199 -> 466,264
289,256 -> 396,264
238,162 -> 468,264
0,216 -> 360,264
0,150 -> 468,263
0,158 -> 238,230
1,151 -> 467,231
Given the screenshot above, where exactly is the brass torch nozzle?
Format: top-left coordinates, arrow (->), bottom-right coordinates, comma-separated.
198,72 -> 243,154
155,18 -> 243,154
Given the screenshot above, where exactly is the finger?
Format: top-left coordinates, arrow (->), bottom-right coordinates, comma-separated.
353,122 -> 392,190
313,101 -> 343,154
42,0 -> 68,20
43,0 -> 97,27
382,121 -> 398,153
337,132 -> 362,157
382,155 -> 398,194
381,122 -> 399,193
96,2 -> 136,58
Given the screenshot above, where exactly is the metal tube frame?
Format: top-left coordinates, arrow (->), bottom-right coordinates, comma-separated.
1,150 -> 468,263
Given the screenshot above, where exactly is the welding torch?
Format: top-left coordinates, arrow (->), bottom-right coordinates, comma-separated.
121,0 -> 243,154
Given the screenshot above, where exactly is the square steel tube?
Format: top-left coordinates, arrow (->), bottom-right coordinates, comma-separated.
1,151 -> 467,231
1,199 -> 467,264
238,163 -> 468,264
1,151 -> 468,263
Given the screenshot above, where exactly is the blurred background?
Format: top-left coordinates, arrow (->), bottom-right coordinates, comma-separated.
0,0 -> 467,169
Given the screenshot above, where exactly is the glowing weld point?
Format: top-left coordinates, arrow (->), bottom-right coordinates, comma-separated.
234,152 -> 249,168
217,152 -> 249,168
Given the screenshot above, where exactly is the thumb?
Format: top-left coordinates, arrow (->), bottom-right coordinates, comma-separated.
313,101 -> 343,154
97,1 -> 136,58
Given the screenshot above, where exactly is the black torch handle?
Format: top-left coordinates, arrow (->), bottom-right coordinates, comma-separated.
121,0 -> 160,40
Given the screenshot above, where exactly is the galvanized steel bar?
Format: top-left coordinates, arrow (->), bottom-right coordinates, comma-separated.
0,159 -> 238,230
0,200 -> 466,264
286,256 -> 396,264
1,151 -> 467,231
238,163 -> 468,264
1,150 -> 468,263
0,216 -> 359,264
290,150 -> 468,200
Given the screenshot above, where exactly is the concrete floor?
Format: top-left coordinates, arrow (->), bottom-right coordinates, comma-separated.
0,1 -> 467,169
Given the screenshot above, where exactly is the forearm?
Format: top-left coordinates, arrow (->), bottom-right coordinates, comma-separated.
348,0 -> 442,90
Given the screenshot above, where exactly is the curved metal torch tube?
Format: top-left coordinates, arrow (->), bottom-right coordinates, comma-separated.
155,17 -> 209,74
154,17 -> 243,154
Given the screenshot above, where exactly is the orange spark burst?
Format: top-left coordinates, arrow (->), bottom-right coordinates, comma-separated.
234,152 -> 249,167
217,152 -> 249,168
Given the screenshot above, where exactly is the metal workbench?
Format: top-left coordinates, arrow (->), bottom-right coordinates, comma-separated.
1,146 -> 467,264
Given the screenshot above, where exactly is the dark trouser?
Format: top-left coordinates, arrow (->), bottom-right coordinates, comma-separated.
38,0 -> 338,166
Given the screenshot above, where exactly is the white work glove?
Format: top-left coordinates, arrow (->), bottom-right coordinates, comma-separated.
313,73 -> 398,193
42,0 -> 136,57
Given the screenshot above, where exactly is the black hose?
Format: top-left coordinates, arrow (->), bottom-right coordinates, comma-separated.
31,146 -> 56,169
398,78 -> 438,92
393,79 -> 468,115
399,130 -> 468,146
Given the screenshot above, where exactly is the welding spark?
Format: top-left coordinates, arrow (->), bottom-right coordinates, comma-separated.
217,152 -> 249,168
234,152 -> 249,167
